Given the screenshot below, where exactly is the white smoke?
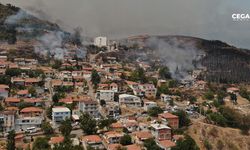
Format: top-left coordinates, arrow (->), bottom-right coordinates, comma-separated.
4,10 -> 30,25
146,37 -> 203,79
35,31 -> 67,60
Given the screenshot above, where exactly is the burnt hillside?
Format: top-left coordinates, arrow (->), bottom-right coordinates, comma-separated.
0,3 -> 62,43
123,35 -> 250,83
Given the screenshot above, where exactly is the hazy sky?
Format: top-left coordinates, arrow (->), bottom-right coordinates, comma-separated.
1,0 -> 250,48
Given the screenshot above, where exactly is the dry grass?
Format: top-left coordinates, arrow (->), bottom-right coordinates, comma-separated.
188,121 -> 250,150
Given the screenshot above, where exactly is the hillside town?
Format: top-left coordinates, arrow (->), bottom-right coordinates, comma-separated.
0,35 -> 249,150
0,2 -> 250,150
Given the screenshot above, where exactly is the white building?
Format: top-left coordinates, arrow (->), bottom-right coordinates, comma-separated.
119,94 -> 141,107
161,94 -> 172,102
0,111 -> 15,132
144,101 -> 157,111
94,36 -> 107,47
52,107 -> 71,123
16,117 -> 43,131
73,99 -> 98,118
96,90 -> 115,102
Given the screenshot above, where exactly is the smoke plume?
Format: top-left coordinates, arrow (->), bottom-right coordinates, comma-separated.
35,31 -> 67,60
146,37 -> 204,80
1,0 -> 250,48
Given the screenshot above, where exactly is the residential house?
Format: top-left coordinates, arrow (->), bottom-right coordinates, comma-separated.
132,131 -> 152,144
73,97 -> 99,118
124,120 -> 139,132
5,97 -> 20,106
161,94 -> 172,103
139,84 -> 157,99
151,124 -> 172,141
227,87 -> 240,94
24,78 -> 41,87
96,90 -> 115,102
59,71 -> 72,81
119,94 -> 141,107
158,112 -> 179,129
52,107 -> 71,123
110,83 -> 118,92
23,98 -> 43,107
157,140 -> 176,150
0,111 -> 15,132
110,122 -> 124,132
125,144 -> 142,150
11,78 -> 25,86
17,90 -> 29,98
0,84 -> 9,99
49,136 -> 64,149
144,100 -> 157,111
81,135 -> 104,150
103,131 -> 124,144
16,107 -> 44,131
40,67 -> 54,78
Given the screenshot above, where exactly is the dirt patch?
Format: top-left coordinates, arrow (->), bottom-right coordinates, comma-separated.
188,121 -> 250,150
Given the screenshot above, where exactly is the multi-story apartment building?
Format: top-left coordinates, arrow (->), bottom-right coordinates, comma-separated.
96,90 -> 115,102
151,124 -> 172,141
0,111 -> 15,132
119,94 -> 141,107
52,107 -> 71,123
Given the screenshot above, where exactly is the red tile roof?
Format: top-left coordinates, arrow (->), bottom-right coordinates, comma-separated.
23,98 -> 42,103
20,107 -> 43,113
0,84 -> 9,89
110,122 -> 123,128
24,78 -> 40,83
17,90 -> 29,95
49,136 -> 64,144
159,112 -> 178,119
5,97 -> 20,103
126,144 -> 141,150
82,135 -> 102,143
158,140 -> 176,148
108,144 -> 122,150
133,131 -> 152,140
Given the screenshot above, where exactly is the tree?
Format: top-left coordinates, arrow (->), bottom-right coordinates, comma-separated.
204,139 -> 212,150
100,100 -> 106,107
189,96 -> 197,104
0,75 -> 11,85
120,134 -> 132,145
59,118 -> 72,137
130,67 -> 147,83
159,66 -> 172,79
157,84 -> 170,97
79,112 -> 97,135
172,135 -> 200,150
7,130 -> 15,150
230,93 -> 237,103
239,87 -> 250,100
98,118 -> 116,129
148,106 -> 163,117
144,138 -> 161,150
32,137 -> 50,150
0,103 -> 4,111
52,92 -> 65,103
204,91 -> 214,100
173,110 -> 191,127
46,106 -> 52,119
41,121 -> 54,135
168,80 -> 178,88
52,60 -> 62,69
91,70 -> 100,86
28,87 -> 37,97
207,112 -> 227,126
